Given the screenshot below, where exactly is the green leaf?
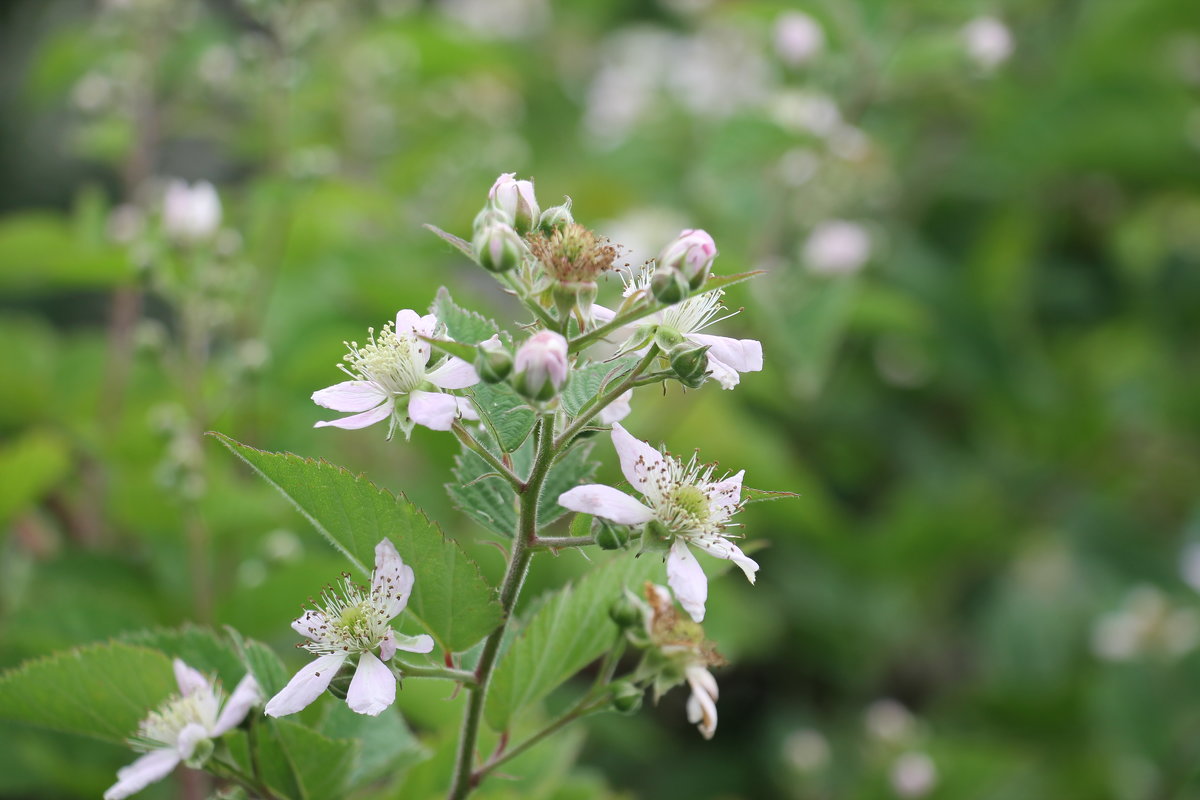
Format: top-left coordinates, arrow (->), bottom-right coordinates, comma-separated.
121,625 -> 246,687
468,383 -> 536,452
485,555 -> 661,730
742,486 -> 802,504
0,429 -> 72,531
213,434 -> 503,654
0,213 -> 130,291
320,703 -> 429,789
540,442 -> 598,526
431,286 -> 500,345
226,627 -> 291,697
559,358 -> 637,417
423,223 -> 476,261
257,719 -> 357,800
0,642 -> 174,743
447,447 -> 517,538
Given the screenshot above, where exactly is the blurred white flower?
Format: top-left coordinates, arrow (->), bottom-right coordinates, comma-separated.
198,45 -> 237,86
890,752 -> 938,798
437,0 -> 548,40
865,698 -> 915,744
770,90 -> 842,138
803,221 -> 872,276
783,728 -> 830,772
1091,585 -> 1200,661
1180,542 -> 1200,592
962,16 -> 1014,71
162,180 -> 221,243
774,11 -> 825,67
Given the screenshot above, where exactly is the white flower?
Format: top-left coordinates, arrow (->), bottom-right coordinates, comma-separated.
162,179 -> 221,242
685,664 -> 719,739
802,220 -> 871,276
312,309 -> 480,438
962,16 -> 1013,70
105,660 -> 261,800
265,538 -> 434,718
774,11 -> 825,67
594,267 -> 763,390
890,752 -> 938,798
557,423 -> 758,622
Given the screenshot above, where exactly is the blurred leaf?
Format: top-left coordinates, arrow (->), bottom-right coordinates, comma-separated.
486,554 -> 659,731
226,627 -> 291,698
0,213 -> 129,290
121,626 -> 246,688
0,429 -> 72,531
423,224 -> 476,261
432,286 -> 501,344
0,642 -> 174,743
540,441 -> 598,527
469,383 -> 536,452
214,434 -> 503,653
320,703 -> 429,789
560,358 -> 637,417
257,718 -> 357,800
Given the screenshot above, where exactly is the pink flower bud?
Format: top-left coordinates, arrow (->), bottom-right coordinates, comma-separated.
513,330 -> 569,401
656,229 -> 717,290
488,172 -> 540,234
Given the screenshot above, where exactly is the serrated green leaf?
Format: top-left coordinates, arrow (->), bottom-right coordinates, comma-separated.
432,286 -> 500,345
485,555 -> 661,730
213,434 -> 503,654
540,442 -> 598,526
423,223 -> 476,261
121,625 -> 246,687
258,719 -> 356,800
320,703 -> 429,789
448,447 -> 518,538
226,627 -> 291,697
468,383 -> 536,452
0,642 -> 174,743
559,358 -> 637,417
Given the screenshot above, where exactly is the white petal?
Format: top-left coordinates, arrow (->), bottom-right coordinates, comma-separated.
372,538 -> 415,619
314,401 -> 393,430
211,674 -> 262,736
610,422 -> 666,494
346,652 -> 396,716
591,305 -> 617,324
557,485 -> 654,525
408,390 -> 460,431
173,659 -> 208,696
704,356 -> 741,390
598,389 -> 632,424
707,470 -> 744,511
685,666 -> 719,739
264,654 -> 346,718
426,357 -> 480,389
104,749 -> 182,800
394,309 -> 423,335
292,610 -> 328,640
175,722 -> 209,760
692,536 -> 759,584
393,633 -> 435,654
689,333 -> 763,374
456,396 -> 479,421
667,539 -> 709,622
311,380 -> 388,412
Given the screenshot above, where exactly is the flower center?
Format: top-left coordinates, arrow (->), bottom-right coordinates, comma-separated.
341,322 -> 427,395
135,688 -> 220,751
670,484 -> 711,526
303,574 -> 392,656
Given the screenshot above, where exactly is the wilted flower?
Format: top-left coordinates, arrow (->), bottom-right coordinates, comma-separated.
657,228 -> 717,290
162,179 -> 221,242
105,660 -> 260,800
774,11 -> 825,67
265,538 -> 434,718
488,172 -> 540,233
558,423 -> 757,621
513,330 -> 570,400
312,309 -> 479,438
802,220 -> 872,276
962,16 -> 1014,70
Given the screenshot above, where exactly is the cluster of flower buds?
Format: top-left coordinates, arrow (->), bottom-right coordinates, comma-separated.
650,229 -> 717,302
472,173 -> 537,273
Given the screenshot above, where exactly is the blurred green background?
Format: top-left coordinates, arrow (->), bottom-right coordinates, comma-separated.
2,0 -> 1200,798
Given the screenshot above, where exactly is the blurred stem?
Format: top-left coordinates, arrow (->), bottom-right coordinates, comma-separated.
447,412 -> 554,800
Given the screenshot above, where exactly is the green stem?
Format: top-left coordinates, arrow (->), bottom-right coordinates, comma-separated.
499,271 -> 559,330
452,421 -> 522,490
391,661 -> 479,687
472,695 -> 610,782
447,413 -> 555,800
531,535 -> 595,550
567,302 -> 657,354
553,346 -> 659,454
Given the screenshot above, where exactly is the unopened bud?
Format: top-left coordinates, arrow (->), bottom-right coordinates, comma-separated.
650,266 -> 690,304
669,342 -> 711,387
475,336 -> 513,383
513,330 -> 569,401
595,518 -> 631,550
473,205 -> 509,233
473,222 -> 523,273
552,280 -> 598,326
538,197 -> 574,234
488,172 -> 540,234
610,680 -> 644,714
657,228 -> 717,290
609,594 -> 644,629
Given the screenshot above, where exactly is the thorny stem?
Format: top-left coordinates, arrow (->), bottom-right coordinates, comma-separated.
447,413 -> 555,800
452,421 -> 523,490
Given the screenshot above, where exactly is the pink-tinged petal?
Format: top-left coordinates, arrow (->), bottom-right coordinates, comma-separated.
692,536 -> 759,583
104,749 -> 182,800
175,722 -> 209,760
456,396 -> 479,421
408,390 -> 459,431
394,309 -> 423,335
264,653 -> 346,718
378,629 -> 398,662
592,305 -> 617,324
688,334 -> 763,374
557,485 -> 654,525
667,539 -> 708,622
314,401 -> 393,430
598,389 -> 633,424
610,422 -> 666,494
211,674 -> 262,736
706,470 -> 744,511
346,652 -> 395,716
393,632 -> 435,654
173,659 -> 208,696
311,380 -> 388,412
292,610 -> 328,640
372,538 -> 415,619
426,357 -> 480,389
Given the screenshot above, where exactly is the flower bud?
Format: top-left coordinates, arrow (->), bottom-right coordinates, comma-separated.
512,330 -> 569,401
473,222 -> 523,273
609,593 -> 644,629
538,197 -> 574,234
163,179 -> 221,243
475,336 -> 513,383
657,229 -> 717,290
594,518 -> 631,550
488,172 -> 540,234
650,266 -> 690,304
610,680 -> 644,714
669,342 -> 711,388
